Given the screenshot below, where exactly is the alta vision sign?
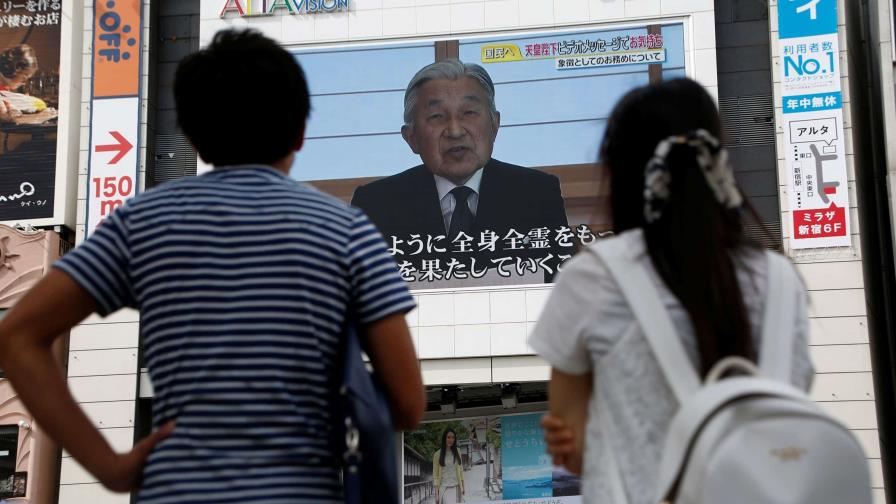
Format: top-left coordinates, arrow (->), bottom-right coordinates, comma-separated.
219,0 -> 349,17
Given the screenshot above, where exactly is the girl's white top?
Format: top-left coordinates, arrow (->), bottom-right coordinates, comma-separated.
529,229 -> 813,503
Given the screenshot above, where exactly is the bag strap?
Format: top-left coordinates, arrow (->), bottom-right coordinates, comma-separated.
592,244 -> 700,402
759,251 -> 797,382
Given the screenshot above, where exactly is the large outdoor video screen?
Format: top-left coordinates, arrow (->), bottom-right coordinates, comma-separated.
291,22 -> 685,289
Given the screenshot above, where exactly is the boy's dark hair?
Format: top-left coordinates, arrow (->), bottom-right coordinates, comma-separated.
174,29 -> 310,166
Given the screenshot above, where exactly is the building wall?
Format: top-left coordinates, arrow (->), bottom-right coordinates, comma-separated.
0,228 -> 66,504
715,0 -> 781,245
58,0 -> 150,500
769,0 -> 884,501
147,1 -> 200,186
875,0 -> 896,274
54,0 -> 887,502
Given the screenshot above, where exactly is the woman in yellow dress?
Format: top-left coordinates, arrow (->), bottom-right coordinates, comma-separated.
433,428 -> 464,503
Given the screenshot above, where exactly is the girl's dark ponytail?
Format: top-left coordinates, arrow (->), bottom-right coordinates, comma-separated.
602,79 -> 758,376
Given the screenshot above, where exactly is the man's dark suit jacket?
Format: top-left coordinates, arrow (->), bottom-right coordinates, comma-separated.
351,158 -> 569,280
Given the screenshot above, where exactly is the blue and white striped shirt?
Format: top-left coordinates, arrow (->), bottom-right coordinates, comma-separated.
56,165 -> 416,503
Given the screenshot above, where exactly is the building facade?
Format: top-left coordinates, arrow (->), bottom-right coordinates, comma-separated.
0,0 -> 889,503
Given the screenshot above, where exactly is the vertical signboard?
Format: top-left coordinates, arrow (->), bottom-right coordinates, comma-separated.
778,0 -> 851,248
86,0 -> 142,236
0,2 -> 63,222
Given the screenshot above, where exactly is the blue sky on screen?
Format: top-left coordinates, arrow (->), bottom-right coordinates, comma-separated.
290,23 -> 685,182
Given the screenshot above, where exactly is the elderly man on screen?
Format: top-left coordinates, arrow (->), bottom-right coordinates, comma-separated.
351,59 -> 569,279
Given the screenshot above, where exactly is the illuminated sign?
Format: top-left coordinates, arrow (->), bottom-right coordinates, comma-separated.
219,0 -> 349,17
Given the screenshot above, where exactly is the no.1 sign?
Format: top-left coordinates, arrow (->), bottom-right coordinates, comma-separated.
777,0 -> 851,249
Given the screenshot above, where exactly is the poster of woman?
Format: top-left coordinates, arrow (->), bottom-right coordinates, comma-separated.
433,428 -> 465,503
403,413 -> 581,504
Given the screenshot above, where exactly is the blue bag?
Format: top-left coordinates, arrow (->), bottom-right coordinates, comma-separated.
335,323 -> 399,504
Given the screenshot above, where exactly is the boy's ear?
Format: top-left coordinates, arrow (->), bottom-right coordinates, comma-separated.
294,123 -> 306,152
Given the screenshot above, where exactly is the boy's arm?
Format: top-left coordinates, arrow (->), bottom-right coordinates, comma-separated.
0,270 -> 171,491
361,313 -> 425,430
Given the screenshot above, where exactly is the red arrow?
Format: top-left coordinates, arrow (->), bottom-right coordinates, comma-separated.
95,131 -> 133,165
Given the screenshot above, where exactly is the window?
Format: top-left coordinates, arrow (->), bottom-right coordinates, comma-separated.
0,425 -> 19,498
0,309 -> 6,378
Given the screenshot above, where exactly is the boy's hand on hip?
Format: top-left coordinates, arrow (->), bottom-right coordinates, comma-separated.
99,422 -> 175,492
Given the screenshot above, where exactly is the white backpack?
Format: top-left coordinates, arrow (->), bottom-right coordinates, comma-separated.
593,244 -> 872,504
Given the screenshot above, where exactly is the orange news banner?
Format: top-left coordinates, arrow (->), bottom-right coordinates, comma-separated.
93,0 -> 142,98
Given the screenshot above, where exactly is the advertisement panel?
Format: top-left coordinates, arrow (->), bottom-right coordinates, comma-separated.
0,1 -> 62,222
403,413 -> 581,504
777,0 -> 851,248
291,22 -> 685,289
85,0 -> 143,236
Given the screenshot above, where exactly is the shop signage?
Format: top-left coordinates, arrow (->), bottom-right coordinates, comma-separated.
777,0 -> 851,248
219,0 -> 349,18
0,1 -> 64,224
85,0 -> 143,236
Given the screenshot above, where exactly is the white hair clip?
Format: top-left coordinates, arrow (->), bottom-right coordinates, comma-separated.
643,129 -> 743,223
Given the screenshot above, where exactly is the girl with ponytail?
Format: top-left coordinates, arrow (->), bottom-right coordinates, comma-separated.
528,78 -> 814,502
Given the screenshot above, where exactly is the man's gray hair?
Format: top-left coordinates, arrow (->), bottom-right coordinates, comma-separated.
403,59 -> 498,128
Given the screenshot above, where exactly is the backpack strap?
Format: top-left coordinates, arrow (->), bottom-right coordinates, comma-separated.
759,251 -> 797,382
592,242 -> 701,402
